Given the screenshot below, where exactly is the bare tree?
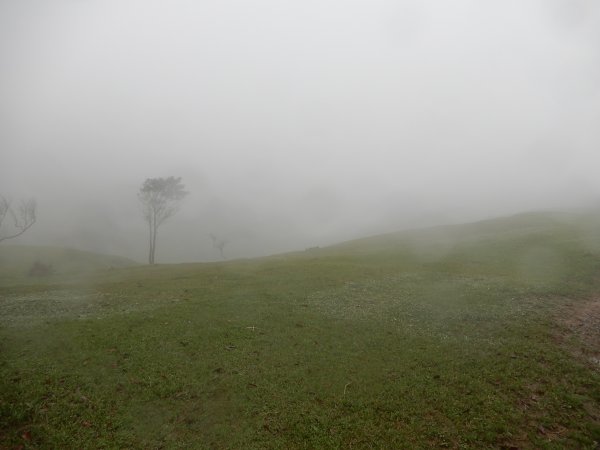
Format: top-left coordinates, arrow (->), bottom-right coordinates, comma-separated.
0,196 -> 36,243
210,233 -> 228,259
138,177 -> 188,264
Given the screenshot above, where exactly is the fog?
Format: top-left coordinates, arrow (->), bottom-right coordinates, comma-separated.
1,0 -> 599,262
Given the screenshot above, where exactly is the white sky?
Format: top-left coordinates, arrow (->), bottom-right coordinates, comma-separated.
1,0 -> 599,261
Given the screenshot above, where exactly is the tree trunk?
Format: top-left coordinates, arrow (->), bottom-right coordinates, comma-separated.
148,217 -> 154,264
150,210 -> 158,264
151,226 -> 157,264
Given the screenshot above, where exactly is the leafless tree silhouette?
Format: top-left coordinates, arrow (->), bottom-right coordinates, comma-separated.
0,196 -> 36,243
210,233 -> 228,259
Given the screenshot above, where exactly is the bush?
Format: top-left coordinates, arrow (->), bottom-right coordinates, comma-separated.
28,261 -> 54,277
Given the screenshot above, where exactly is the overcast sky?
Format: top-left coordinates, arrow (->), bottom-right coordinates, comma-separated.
1,0 -> 600,262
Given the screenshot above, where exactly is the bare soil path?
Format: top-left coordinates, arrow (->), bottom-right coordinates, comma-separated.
559,296 -> 600,370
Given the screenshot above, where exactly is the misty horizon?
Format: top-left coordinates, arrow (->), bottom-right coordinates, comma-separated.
2,0 -> 600,262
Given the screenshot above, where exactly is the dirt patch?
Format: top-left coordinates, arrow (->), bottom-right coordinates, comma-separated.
556,296 -> 600,370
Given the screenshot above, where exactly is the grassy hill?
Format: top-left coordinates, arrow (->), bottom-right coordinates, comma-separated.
0,245 -> 138,282
1,212 -> 600,448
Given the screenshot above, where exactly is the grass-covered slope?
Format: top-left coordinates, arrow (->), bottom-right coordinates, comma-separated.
0,245 -> 138,281
1,212 -> 600,449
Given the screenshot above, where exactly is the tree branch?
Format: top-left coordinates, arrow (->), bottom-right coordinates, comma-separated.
0,197 -> 36,243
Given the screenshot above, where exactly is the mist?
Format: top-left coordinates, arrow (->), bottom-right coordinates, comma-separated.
2,0 -> 600,262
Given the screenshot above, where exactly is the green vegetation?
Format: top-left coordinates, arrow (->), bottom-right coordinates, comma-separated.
1,212 -> 600,449
0,245 -> 137,285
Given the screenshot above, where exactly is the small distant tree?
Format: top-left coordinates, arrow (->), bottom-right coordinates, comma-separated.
0,196 -> 36,243
209,233 -> 228,259
138,177 -> 188,264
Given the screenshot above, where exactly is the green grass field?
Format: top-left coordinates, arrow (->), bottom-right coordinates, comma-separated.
1,212 -> 600,449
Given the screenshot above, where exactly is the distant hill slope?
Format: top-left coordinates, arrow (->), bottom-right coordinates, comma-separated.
287,210 -> 600,290
0,245 -> 138,279
322,210 -> 600,255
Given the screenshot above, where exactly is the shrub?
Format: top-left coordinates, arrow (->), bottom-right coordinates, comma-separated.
27,261 -> 54,277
